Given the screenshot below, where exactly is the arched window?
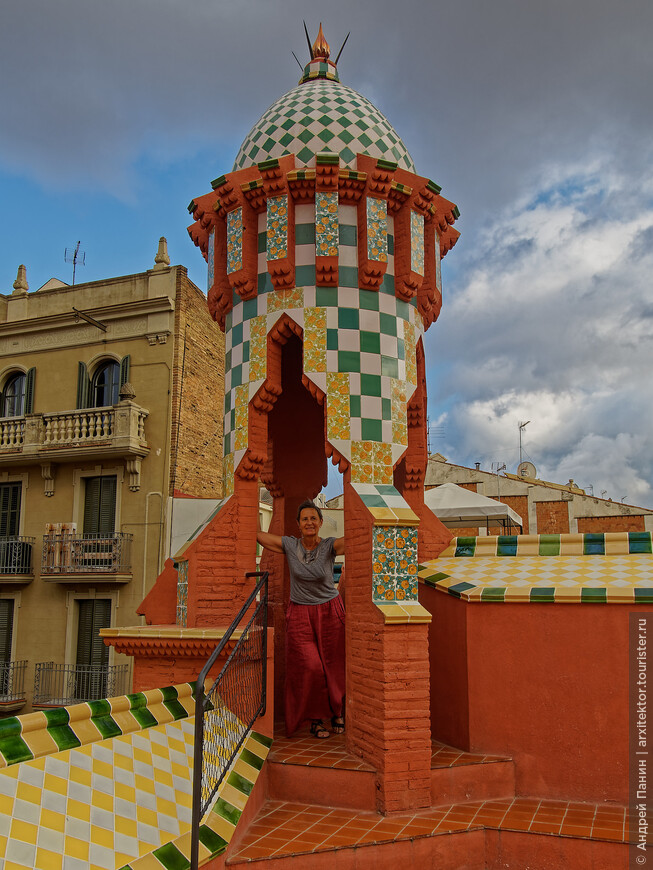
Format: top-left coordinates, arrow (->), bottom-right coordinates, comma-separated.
77,357 -> 129,408
91,361 -> 120,407
1,370 -> 34,417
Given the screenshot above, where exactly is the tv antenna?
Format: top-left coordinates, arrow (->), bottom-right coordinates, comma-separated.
64,241 -> 86,285
518,420 -> 530,466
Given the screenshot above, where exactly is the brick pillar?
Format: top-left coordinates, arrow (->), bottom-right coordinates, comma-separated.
344,485 -> 432,813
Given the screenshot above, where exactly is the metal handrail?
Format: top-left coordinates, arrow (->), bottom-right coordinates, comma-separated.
41,532 -> 132,573
0,537 -> 35,574
0,660 -> 27,701
190,571 -> 268,870
33,661 -> 130,705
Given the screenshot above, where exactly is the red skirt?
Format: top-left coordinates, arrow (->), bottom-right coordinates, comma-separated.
284,595 -> 345,737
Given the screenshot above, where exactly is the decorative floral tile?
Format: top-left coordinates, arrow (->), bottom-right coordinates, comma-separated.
266,195 -> 289,261
351,440 -> 375,484
372,525 -> 419,602
404,322 -> 417,386
374,442 -> 393,485
267,287 -> 304,313
176,561 -> 188,628
223,453 -> 234,498
410,210 -> 424,276
227,209 -> 243,274
391,378 -> 407,447
248,315 -> 267,381
366,197 -> 388,263
304,307 -> 327,373
207,230 -> 215,291
234,384 -> 249,451
316,192 -> 339,256
326,372 -> 350,440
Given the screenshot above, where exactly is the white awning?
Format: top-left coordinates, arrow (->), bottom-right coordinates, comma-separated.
425,483 -> 523,529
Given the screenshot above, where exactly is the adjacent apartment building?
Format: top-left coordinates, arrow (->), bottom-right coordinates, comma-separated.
425,454 -> 653,536
0,242 -> 223,712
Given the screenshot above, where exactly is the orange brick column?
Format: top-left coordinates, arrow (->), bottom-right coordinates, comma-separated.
344,485 -> 432,813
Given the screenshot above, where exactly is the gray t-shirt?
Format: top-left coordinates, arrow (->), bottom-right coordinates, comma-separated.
282,536 -> 338,605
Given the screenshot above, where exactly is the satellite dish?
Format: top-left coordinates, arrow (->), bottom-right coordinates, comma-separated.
518,461 -> 536,478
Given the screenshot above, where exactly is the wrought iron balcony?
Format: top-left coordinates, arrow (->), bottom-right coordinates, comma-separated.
33,662 -> 130,706
41,532 -> 132,581
0,401 -> 148,465
0,536 -> 35,578
0,660 -> 27,711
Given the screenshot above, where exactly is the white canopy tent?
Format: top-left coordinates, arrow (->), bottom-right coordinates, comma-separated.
424,483 -> 523,532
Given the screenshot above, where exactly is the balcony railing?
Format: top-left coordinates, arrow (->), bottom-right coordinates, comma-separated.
0,537 -> 35,574
33,662 -> 130,706
41,532 -> 132,574
0,660 -> 27,702
0,401 -> 148,461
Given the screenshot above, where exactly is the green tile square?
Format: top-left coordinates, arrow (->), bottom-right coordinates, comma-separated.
538,535 -> 561,556
454,538 -> 477,557
350,395 -> 361,417
213,798 -> 242,826
629,533 -> 653,554
88,698 -> 111,716
380,274 -> 395,295
44,707 -> 70,728
198,825 -> 228,856
359,290 -> 379,311
0,735 -> 32,766
231,322 -> 243,347
395,298 -> 409,319
225,311 -> 232,331
316,287 -> 338,307
379,313 -> 397,336
583,533 -> 605,555
257,232 -> 267,253
242,342 -> 250,363
130,706 -> 157,729
397,338 -> 405,360
227,770 -> 254,795
230,364 -> 243,388
90,716 -> 120,741
634,589 -> 653,602
360,330 -> 380,353
382,398 -> 391,420
387,234 -> 395,255
240,746 -> 265,770
163,699 -> 188,721
338,351 -> 361,373
298,129 -> 313,144
448,581 -> 476,598
297,146 -> 314,163
339,225 -> 357,246
361,494 -> 386,507
496,536 -> 518,556
242,298 -> 258,321
295,265 -> 316,285
381,355 -> 398,378
151,841 -> 190,870
340,146 -> 356,164
326,329 -> 339,350
225,350 -> 232,370
257,272 -> 273,293
529,588 -> 555,602
339,266 -> 359,288
581,588 -> 607,602
361,418 -> 382,441
481,587 -> 507,602
361,373 -> 381,397
295,223 -> 316,245
338,308 -> 359,329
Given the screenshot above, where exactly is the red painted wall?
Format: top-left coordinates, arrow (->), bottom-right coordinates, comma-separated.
424,584 -> 651,802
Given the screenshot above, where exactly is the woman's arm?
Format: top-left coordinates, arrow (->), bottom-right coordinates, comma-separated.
333,536 -> 345,556
257,529 -> 285,554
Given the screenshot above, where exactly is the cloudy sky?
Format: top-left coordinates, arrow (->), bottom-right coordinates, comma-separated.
1,0 -> 652,506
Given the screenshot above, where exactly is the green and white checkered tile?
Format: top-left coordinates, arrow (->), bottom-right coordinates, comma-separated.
233,78 -> 415,171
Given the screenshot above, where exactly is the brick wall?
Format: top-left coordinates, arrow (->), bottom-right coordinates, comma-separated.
500,495 -> 529,534
536,500 -> 570,534
577,514 -> 646,533
170,269 -> 225,497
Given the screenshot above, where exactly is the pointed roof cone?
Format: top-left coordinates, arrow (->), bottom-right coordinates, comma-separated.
312,23 -> 330,60
153,237 -> 170,271
12,264 -> 28,296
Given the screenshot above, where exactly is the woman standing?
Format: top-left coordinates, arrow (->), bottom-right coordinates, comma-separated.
257,499 -> 345,739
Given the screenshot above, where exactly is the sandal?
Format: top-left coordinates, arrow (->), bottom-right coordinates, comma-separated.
331,716 -> 345,735
310,719 -> 330,739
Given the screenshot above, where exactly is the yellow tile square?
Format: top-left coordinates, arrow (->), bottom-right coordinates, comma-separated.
66,798 -> 90,822
220,782 -> 248,811
115,817 -> 138,839
90,825 -> 113,849
39,808 -> 66,833
43,773 -> 68,795
22,729 -> 58,760
232,757 -> 257,782
10,818 -> 38,845
392,508 -> 419,524
64,836 -> 89,860
35,846 -> 63,870
136,806 -> 158,828
68,719 -> 102,746
0,794 -> 14,816
153,768 -> 174,788
111,710 -> 139,735
115,782 -> 136,802
130,853 -> 173,869
91,789 -> 113,812
69,764 -> 92,787
135,774 -> 157,794
114,753 -> 133,772
155,796 -> 178,818
0,835 -> 7,858
368,507 -> 396,524
91,759 -> 113,780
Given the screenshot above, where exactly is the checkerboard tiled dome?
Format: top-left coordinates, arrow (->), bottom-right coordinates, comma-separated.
233,77 -> 416,172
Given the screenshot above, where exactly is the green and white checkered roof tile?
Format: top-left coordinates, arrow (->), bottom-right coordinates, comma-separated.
233,78 -> 415,172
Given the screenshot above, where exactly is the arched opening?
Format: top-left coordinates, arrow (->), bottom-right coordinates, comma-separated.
1,373 -> 26,418
91,361 -> 120,407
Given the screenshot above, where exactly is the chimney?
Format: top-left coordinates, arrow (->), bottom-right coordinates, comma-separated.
475,462 -> 481,471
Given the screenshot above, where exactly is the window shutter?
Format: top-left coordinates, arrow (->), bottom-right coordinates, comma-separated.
76,599 -> 110,668
0,600 -> 14,663
83,477 -> 116,536
24,368 -> 35,414
0,484 -> 20,537
119,355 -> 130,388
76,362 -> 90,409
